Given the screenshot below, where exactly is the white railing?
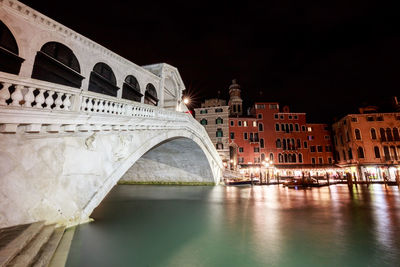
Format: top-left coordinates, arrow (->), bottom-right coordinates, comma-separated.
0,72 -> 188,122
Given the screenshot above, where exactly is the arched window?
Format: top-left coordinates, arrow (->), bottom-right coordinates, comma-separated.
284,154 -> 288,163
233,105 -> 236,113
335,151 -> 340,161
258,123 -> 264,131
383,146 -> 390,160
282,139 -> 287,150
32,42 -> 83,88
269,153 -> 274,161
292,154 -> 297,163
88,62 -> 118,96
144,83 -> 158,106
386,128 -> 393,141
380,128 -> 386,141
281,124 -> 285,131
343,150 -> 347,161
122,75 -> 142,102
295,124 -> 299,131
374,146 -> 380,158
216,117 -> 223,124
261,153 -> 265,161
216,128 -> 223,137
260,138 -> 264,148
275,123 -> 280,131
289,124 -> 293,132
278,153 -> 283,163
355,129 -> 361,140
357,147 -> 365,159
216,143 -> 223,149
298,153 -> 303,163
200,119 -> 207,125
276,139 -> 281,148
394,128 -> 400,141
390,146 -> 398,160
370,128 -> 377,140
297,139 -> 301,149
0,21 -> 23,74
348,148 -> 353,160
286,124 -> 289,133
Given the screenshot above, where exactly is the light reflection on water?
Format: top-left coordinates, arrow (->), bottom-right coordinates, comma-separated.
66,184 -> 400,267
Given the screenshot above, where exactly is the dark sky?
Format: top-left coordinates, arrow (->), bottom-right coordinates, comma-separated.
20,0 -> 399,122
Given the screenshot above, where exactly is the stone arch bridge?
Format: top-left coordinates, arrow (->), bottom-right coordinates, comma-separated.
0,0 -> 222,228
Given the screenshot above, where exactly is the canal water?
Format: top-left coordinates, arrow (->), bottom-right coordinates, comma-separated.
66,184 -> 400,267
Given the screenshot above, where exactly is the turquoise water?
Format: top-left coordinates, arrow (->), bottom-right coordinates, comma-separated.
66,184 -> 400,267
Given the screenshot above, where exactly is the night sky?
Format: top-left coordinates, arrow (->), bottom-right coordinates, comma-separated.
20,0 -> 399,122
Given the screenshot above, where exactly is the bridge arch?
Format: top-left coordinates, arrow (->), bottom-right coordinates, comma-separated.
88,62 -> 119,97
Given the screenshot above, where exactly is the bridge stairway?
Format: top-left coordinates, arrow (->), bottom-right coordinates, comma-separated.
0,221 -> 65,267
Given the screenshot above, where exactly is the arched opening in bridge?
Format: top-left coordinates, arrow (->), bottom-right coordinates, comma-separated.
0,20 -> 24,75
119,137 -> 214,184
122,75 -> 142,102
32,42 -> 83,88
88,62 -> 119,97
144,83 -> 158,106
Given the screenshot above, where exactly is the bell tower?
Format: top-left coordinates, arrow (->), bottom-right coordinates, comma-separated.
228,79 -> 243,116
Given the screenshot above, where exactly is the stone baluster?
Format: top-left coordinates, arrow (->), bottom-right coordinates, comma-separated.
86,97 -> 93,112
81,96 -> 88,111
98,99 -> 104,113
92,98 -> 99,113
10,84 -> 24,106
0,82 -> 11,106
34,89 -> 45,109
63,93 -> 72,110
119,103 -> 124,115
54,91 -> 63,110
44,91 -> 54,109
23,87 -> 35,107
112,102 -> 117,114
103,100 -> 110,113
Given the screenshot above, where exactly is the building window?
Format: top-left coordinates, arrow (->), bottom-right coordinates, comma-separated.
295,124 -> 299,131
377,116 -> 384,121
348,148 -> 353,160
216,129 -> 223,137
370,128 -> 377,140
380,128 -> 386,141
318,157 -> 323,164
254,147 -> 260,152
357,147 -> 365,159
294,115 -> 298,119
346,131 -> 350,142
374,146 -> 380,158
289,124 -> 293,132
256,104 -> 265,109
386,128 -> 393,141
355,129 -> 361,140
238,157 -> 244,163
257,114 -> 263,119
276,139 -> 282,148
284,154 -> 288,163
326,146 -> 332,152
288,115 -> 292,119
328,157 -> 333,164
261,153 -> 266,161
216,117 -> 223,124
283,139 -> 287,150
308,135 -> 314,141
243,121 -> 248,127
239,147 -> 244,153
215,108 -> 223,112
270,153 -> 274,161
303,141 -> 308,148
280,115 -> 284,119
254,133 -> 259,142
274,114 -> 279,119
200,119 -> 207,125
122,75 -> 142,102
275,123 -> 280,131
307,126 -> 312,132
367,116 -> 374,122
88,62 -> 118,97
258,123 -> 264,131
244,132 -> 248,139
311,157 -> 316,164
278,153 -> 283,163
0,21 -> 23,75
230,132 -> 234,139
310,146 -> 316,152
391,146 -> 398,160
254,157 -> 260,163
269,104 -> 278,109
216,143 -> 223,149
317,146 -> 323,152
301,125 -> 306,132
324,135 -> 330,140
200,109 -> 208,114
260,138 -> 264,148
253,121 -> 257,127
230,120 -> 234,126
343,150 -> 347,161
351,117 -> 358,122
383,146 -> 390,160
281,124 -> 285,131
238,121 -> 242,127
297,139 -> 301,149
394,128 -> 400,141
298,153 -> 303,163
336,151 -> 341,161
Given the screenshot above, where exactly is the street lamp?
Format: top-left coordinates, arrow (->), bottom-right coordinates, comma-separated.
183,97 -> 190,105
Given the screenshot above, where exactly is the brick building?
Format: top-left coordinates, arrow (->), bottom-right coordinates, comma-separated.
332,111 -> 400,181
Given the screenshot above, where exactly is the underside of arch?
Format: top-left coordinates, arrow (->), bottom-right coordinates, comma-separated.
119,137 -> 215,185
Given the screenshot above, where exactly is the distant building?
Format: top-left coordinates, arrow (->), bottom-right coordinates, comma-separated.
332,112 -> 400,181
194,99 -> 230,165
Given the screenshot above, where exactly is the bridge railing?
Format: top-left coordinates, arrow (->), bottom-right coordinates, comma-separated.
0,71 -> 188,122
